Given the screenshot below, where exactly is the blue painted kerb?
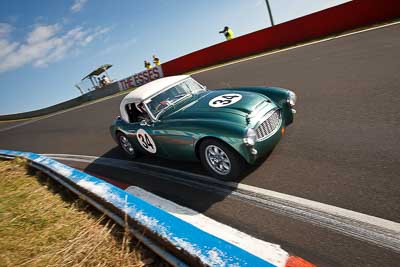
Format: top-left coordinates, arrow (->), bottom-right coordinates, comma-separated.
0,149 -> 277,267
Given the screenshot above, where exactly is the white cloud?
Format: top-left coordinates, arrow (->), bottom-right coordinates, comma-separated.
80,27 -> 111,46
0,24 -> 18,59
0,23 -> 13,37
27,24 -> 59,43
0,40 -> 18,58
71,0 -> 88,13
0,23 -> 110,72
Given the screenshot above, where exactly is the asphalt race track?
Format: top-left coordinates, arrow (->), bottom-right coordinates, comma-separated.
1,23 -> 400,266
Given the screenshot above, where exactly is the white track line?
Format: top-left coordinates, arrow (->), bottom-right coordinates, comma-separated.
0,91 -> 130,133
43,153 -> 400,253
0,118 -> 49,132
126,186 -> 289,267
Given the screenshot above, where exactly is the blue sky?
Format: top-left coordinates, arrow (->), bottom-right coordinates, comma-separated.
0,0 -> 349,115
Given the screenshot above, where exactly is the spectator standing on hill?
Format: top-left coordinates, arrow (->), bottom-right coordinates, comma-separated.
153,55 -> 161,66
144,60 -> 152,69
219,26 -> 234,40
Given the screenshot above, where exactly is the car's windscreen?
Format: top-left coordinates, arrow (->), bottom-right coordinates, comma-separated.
146,79 -> 205,118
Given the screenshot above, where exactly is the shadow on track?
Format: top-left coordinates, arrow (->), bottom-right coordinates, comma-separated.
84,146 -> 272,214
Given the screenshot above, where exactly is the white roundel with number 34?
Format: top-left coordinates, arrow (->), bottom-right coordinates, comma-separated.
136,129 -> 157,154
209,93 -> 242,108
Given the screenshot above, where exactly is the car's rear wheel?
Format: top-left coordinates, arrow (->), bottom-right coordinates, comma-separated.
199,139 -> 244,180
117,132 -> 138,159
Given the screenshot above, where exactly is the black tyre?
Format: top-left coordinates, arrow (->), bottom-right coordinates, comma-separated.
199,139 -> 244,180
117,132 -> 138,159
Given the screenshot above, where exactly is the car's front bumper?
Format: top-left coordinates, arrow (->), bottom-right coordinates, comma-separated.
239,123 -> 284,164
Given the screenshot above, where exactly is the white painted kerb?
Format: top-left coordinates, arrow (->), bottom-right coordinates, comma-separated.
126,186 -> 289,267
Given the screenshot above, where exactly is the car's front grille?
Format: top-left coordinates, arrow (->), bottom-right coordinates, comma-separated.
255,109 -> 281,141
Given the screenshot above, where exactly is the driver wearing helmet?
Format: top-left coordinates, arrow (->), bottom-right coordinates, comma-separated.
136,103 -> 150,121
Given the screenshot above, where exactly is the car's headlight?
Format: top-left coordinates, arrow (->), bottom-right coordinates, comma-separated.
244,128 -> 257,146
287,91 -> 297,107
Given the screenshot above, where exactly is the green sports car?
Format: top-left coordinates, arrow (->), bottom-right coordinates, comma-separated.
110,75 -> 297,180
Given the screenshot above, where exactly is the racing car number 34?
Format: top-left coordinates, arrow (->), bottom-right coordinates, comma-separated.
137,129 -> 157,153
111,75 -> 297,180
209,93 -> 242,108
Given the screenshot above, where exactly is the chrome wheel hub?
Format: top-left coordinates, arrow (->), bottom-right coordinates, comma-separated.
205,145 -> 231,175
119,135 -> 135,155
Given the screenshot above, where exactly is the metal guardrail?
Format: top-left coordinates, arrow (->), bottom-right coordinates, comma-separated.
0,150 -> 280,267
0,82 -> 122,121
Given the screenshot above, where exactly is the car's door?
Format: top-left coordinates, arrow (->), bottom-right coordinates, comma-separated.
148,119 -> 198,161
133,120 -> 169,158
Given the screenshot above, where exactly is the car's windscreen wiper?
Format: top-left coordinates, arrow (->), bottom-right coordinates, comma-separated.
156,103 -> 174,119
174,93 -> 190,99
156,94 -> 191,120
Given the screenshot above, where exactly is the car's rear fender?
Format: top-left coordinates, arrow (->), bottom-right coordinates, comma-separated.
110,117 -> 122,143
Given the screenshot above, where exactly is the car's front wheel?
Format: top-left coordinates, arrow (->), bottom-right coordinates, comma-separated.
117,132 -> 138,159
199,139 -> 244,180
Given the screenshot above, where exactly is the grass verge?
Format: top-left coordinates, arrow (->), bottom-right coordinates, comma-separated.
0,158 -> 167,267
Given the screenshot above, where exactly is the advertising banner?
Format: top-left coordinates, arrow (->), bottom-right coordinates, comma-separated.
118,65 -> 163,90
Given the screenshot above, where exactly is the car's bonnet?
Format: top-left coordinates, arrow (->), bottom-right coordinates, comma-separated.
162,90 -> 276,120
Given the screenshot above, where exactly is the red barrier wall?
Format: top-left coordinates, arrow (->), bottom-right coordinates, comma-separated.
162,0 -> 400,76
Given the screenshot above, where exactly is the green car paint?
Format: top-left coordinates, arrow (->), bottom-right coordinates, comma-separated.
110,86 -> 295,165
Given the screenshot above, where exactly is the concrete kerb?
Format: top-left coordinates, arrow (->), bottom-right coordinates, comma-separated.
0,149 -> 287,267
